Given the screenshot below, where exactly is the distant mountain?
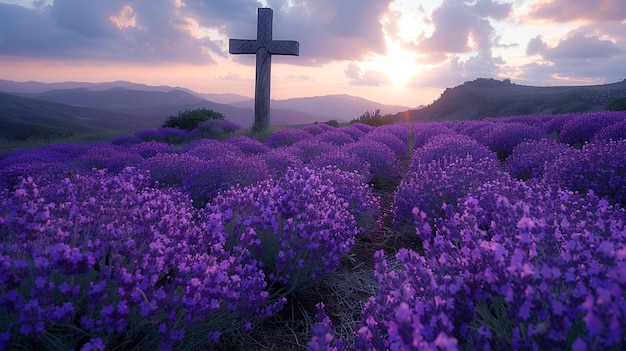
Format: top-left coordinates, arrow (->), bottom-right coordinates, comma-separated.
0,80 -> 410,128
393,78 -> 626,122
0,92 -> 159,142
16,88 -> 207,112
198,93 -> 251,104
11,87 -> 327,128
232,94 -> 410,121
0,79 -> 199,95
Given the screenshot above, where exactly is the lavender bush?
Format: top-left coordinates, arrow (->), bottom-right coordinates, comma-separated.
412,122 -> 458,149
210,166 -> 359,295
410,134 -> 497,171
182,154 -> 270,206
505,139 -> 578,180
342,140 -> 402,186
393,155 -> 504,235
226,135 -> 271,155
265,128 -> 313,148
544,139 -> 626,204
303,123 -> 336,136
559,111 -> 626,146
316,130 -> 356,146
479,122 -> 548,160
0,168 -> 279,350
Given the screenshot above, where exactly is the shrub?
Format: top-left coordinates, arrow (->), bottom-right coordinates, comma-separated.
129,141 -> 180,158
303,123 -> 336,136
0,169 -> 278,350
606,97 -> 626,111
558,111 -> 626,146
74,144 -> 142,173
310,150 -> 373,183
393,156 -> 504,234
182,154 -> 270,206
505,139 -> 577,180
315,130 -> 355,146
592,119 -> 626,142
256,149 -> 304,178
225,136 -> 271,155
265,128 -> 313,148
210,167 -> 359,295
362,131 -> 408,159
342,140 -> 402,186
412,122 -> 458,149
410,134 -> 497,171
480,122 -> 548,160
190,120 -> 243,140
110,134 -> 143,147
162,108 -> 225,130
544,139 -> 626,204
182,139 -> 243,160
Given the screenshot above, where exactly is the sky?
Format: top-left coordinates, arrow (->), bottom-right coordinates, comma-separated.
0,0 -> 625,107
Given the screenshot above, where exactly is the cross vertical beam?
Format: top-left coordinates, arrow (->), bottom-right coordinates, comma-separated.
229,8 -> 299,132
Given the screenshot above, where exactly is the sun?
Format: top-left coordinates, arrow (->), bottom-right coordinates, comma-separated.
360,0 -> 432,86
363,38 -> 423,86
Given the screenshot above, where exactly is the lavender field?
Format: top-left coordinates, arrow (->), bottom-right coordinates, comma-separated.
1,111 -> 625,350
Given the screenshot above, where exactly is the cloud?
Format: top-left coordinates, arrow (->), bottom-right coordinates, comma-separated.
345,62 -> 391,86
408,50 -> 506,89
0,1 -> 218,64
527,32 -> 621,60
519,23 -> 626,84
0,0 -> 395,66
416,0 -> 511,55
526,0 -> 626,22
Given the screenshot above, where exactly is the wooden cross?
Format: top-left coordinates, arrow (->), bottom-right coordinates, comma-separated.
229,8 -> 299,132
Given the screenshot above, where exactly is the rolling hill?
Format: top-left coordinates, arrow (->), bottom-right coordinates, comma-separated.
0,92 -> 159,142
232,94 -> 410,120
393,78 -> 626,122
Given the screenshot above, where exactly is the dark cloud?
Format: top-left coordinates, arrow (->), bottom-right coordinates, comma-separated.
527,0 -> 626,22
0,1 -> 218,64
0,0 -> 394,66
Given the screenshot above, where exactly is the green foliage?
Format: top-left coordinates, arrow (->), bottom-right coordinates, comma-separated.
162,108 -> 225,130
351,109 -> 395,126
326,120 -> 340,128
606,97 -> 626,111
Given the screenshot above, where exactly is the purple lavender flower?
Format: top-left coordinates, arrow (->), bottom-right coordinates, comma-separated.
265,128 -> 313,148
342,139 -> 402,186
559,111 -> 626,146
410,134 -> 497,171
226,135 -> 271,155
110,134 -> 143,146
211,167 -> 358,294
315,130 -> 356,146
130,141 -> 180,158
480,122 -> 549,160
303,123 -> 336,136
412,122 -> 458,149
505,139 -> 578,180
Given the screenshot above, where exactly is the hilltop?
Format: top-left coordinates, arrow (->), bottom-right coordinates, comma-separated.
393,78 -> 626,122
